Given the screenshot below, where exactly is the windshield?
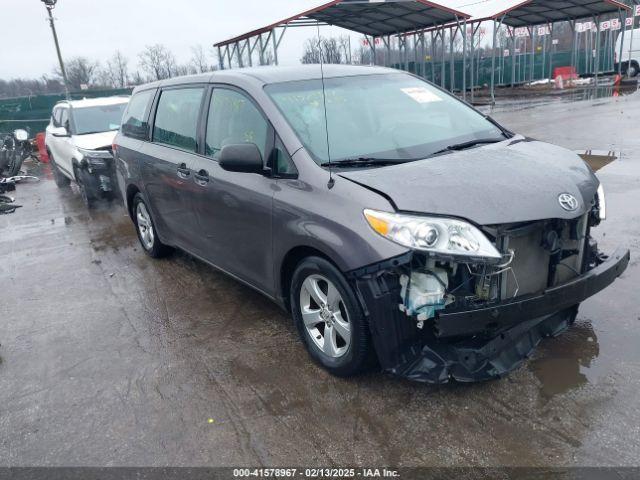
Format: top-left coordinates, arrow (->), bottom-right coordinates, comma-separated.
265,73 -> 505,165
72,103 -> 128,135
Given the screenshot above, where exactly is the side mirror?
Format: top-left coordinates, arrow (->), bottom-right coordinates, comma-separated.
51,126 -> 69,138
219,143 -> 264,174
14,129 -> 28,141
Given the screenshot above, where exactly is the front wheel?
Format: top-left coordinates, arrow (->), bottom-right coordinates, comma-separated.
74,166 -> 96,209
290,256 -> 373,377
49,152 -> 70,188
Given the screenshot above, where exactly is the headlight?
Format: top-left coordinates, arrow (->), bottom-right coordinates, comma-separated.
596,183 -> 606,221
364,209 -> 502,262
78,148 -> 112,169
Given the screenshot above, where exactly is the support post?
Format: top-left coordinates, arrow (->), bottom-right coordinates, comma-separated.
217,46 -> 224,70
491,19 -> 498,104
45,5 -> 70,99
630,6 -> 637,76
511,30 -> 516,87
441,27 -> 446,88
462,20 -> 467,101
449,26 -> 455,92
272,29 -> 279,66
421,31 -> 426,78
413,33 -> 422,76
595,16 -> 600,85
530,26 -> 536,83
618,10 -> 626,76
258,34 -> 265,65
470,23 -> 475,101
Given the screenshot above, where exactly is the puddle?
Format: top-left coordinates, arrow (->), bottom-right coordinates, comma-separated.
478,83 -> 639,114
529,320 -> 600,399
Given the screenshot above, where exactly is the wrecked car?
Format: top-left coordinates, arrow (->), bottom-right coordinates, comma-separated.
114,65 -> 629,383
46,97 -> 129,208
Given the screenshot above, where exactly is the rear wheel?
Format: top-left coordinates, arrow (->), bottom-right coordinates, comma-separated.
132,193 -> 172,258
49,152 -> 70,188
290,256 -> 373,377
628,62 -> 639,78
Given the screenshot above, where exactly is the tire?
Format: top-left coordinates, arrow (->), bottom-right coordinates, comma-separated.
629,63 -> 639,78
132,193 -> 172,258
290,256 -> 373,377
74,166 -> 96,209
5,152 -> 23,177
49,152 -> 71,188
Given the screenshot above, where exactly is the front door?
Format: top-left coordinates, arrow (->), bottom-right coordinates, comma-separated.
49,106 -> 75,176
188,87 -> 275,294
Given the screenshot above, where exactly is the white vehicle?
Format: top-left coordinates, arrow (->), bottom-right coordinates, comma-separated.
45,96 -> 129,207
615,27 -> 640,77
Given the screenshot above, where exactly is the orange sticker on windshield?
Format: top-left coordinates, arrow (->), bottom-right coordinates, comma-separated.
400,87 -> 442,104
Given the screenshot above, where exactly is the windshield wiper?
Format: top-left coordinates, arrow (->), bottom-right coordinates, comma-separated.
321,157 -> 405,168
429,138 -> 504,157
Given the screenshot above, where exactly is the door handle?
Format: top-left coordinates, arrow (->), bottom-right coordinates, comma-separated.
194,169 -> 210,186
177,163 -> 190,178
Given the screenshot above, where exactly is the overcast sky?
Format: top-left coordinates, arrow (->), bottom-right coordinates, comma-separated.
0,0 -> 366,79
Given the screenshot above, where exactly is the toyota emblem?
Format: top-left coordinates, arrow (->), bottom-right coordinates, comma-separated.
558,193 -> 579,212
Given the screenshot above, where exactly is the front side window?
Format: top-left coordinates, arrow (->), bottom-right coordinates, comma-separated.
153,87 -> 204,152
72,103 -> 128,135
122,90 -> 155,139
265,73 -> 505,165
205,89 -> 269,160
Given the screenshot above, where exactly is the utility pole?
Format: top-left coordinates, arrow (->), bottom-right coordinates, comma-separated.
41,0 -> 70,99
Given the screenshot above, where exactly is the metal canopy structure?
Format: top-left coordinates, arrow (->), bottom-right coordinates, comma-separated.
304,0 -> 470,36
459,0 -> 632,26
214,0 -> 469,69
400,0 -> 633,102
214,0 -> 637,104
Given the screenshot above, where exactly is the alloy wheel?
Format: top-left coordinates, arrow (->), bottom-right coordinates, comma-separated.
136,202 -> 155,250
299,274 -> 351,358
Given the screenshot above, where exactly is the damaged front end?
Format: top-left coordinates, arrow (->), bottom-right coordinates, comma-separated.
351,210 -> 630,384
78,147 -> 120,199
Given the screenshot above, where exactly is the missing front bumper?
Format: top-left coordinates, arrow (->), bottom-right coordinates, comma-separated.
353,247 -> 629,383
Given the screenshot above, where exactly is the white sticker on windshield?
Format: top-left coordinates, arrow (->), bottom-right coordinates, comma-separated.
400,87 -> 443,104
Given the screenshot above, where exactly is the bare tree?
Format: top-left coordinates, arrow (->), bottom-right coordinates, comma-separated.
0,76 -> 65,98
338,36 -> 352,64
190,45 -> 211,73
55,56 -> 99,90
138,44 -> 177,81
174,63 -> 198,77
105,51 -> 129,88
301,36 -> 347,64
130,70 -> 146,86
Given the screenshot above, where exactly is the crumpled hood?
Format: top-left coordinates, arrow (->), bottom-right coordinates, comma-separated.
338,137 -> 599,225
71,131 -> 117,151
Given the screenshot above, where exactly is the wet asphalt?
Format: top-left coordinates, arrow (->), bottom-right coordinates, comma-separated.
1,91 -> 639,467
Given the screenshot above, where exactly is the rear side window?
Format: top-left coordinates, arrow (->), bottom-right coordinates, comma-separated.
122,90 -> 155,140
153,88 -> 204,152
205,88 -> 269,160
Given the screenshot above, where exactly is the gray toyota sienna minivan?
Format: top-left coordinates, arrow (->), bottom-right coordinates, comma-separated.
114,65 -> 629,383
